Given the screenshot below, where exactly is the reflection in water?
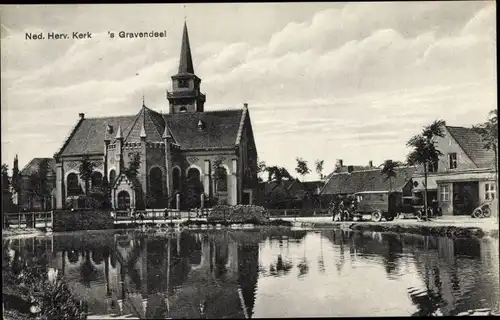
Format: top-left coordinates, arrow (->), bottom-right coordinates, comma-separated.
3,229 -> 499,318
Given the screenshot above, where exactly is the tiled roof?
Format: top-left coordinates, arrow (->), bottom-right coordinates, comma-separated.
302,181 -> 324,195
21,158 -> 56,176
320,166 -> 416,195
58,108 -> 245,156
163,109 -> 244,150
445,126 -> 496,169
123,106 -> 164,143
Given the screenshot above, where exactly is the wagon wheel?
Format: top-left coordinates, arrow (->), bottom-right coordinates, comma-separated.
371,210 -> 382,222
472,208 -> 483,218
415,210 -> 422,220
482,206 -> 492,218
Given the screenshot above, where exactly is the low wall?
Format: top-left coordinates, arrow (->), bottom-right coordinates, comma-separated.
52,210 -> 114,232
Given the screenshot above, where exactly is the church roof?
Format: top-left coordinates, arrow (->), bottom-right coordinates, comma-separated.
57,108 -> 246,156
178,21 -> 194,74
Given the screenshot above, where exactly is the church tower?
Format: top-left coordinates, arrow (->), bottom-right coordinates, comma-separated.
167,22 -> 206,114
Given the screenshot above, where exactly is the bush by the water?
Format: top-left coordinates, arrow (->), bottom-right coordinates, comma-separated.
268,219 -> 293,227
2,253 -> 84,319
207,205 -> 269,224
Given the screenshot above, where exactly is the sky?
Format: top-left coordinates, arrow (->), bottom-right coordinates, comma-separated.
1,2 -> 496,180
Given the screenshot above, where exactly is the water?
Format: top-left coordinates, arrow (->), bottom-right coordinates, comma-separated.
3,229 -> 499,318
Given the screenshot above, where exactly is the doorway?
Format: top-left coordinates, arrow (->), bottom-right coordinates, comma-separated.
452,182 -> 479,215
117,191 -> 131,210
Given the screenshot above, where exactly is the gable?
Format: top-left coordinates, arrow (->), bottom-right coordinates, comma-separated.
445,126 -> 495,169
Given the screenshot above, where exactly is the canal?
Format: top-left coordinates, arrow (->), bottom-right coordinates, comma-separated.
3,228 -> 499,318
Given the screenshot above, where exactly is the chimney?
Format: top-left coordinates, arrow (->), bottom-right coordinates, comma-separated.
347,165 -> 354,173
243,103 -> 248,108
385,159 -> 393,166
79,113 -> 85,120
369,160 -> 373,168
336,159 -> 343,168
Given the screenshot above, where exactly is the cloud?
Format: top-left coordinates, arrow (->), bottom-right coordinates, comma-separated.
1,3 -> 495,178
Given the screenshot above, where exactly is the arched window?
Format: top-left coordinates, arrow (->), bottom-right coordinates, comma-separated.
67,173 -> 81,196
149,167 -> 163,209
109,170 -> 116,186
117,191 -> 130,210
186,168 -> 202,209
91,171 -> 103,189
173,167 -> 181,191
216,167 -> 228,192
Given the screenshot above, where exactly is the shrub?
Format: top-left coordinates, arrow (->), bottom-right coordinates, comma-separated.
3,254 -> 83,319
207,205 -> 269,224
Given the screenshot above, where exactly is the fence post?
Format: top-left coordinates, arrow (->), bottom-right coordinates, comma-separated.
51,211 -> 54,230
45,212 -> 48,228
18,213 -> 21,229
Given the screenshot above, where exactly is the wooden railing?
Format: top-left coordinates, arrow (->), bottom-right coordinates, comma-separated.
3,211 -> 53,229
112,208 -> 212,224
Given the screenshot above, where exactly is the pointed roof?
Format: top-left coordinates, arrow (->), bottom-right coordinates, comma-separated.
115,125 -> 123,139
162,123 -> 172,139
124,106 -> 165,143
140,123 -> 147,139
178,21 -> 194,74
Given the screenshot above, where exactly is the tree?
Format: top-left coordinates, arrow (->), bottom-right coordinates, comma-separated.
2,164 -> 14,218
124,152 -> 140,179
257,160 -> 267,183
78,156 -> 96,195
212,159 -> 227,195
472,109 -> 498,221
295,157 -> 311,179
380,160 -> 402,192
11,155 -> 21,197
25,159 -> 51,211
265,165 -> 293,183
406,120 -> 446,221
315,159 -> 325,180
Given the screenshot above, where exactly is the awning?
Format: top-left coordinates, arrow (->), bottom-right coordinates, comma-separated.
435,172 -> 496,183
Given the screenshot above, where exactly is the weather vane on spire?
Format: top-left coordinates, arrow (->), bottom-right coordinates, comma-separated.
183,4 -> 187,22
142,93 -> 145,106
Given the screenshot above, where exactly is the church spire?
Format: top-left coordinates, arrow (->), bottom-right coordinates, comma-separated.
178,21 -> 194,74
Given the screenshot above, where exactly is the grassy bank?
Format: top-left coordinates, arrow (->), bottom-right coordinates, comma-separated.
301,221 -> 498,239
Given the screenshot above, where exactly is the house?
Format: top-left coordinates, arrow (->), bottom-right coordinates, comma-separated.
411,125 -> 496,216
53,22 -> 259,210
259,179 -> 322,209
14,157 -> 57,211
320,164 -> 417,203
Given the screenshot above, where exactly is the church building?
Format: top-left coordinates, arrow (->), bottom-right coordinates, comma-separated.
54,22 -> 259,210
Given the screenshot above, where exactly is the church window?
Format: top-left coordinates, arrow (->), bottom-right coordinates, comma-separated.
67,173 -> 81,196
149,167 -> 164,208
178,79 -> 189,88
215,167 -> 228,192
109,170 -> 116,185
91,171 -> 103,189
173,167 -> 181,191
